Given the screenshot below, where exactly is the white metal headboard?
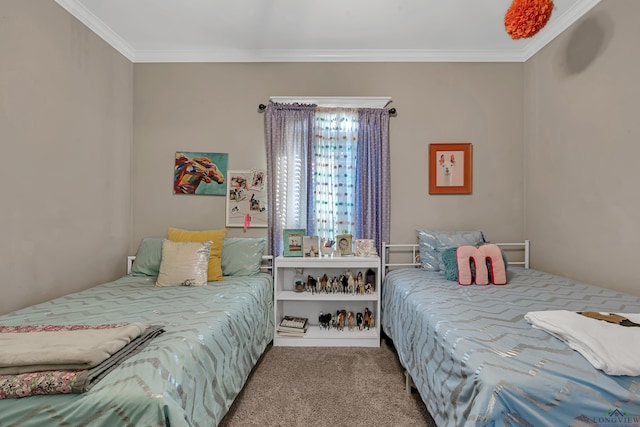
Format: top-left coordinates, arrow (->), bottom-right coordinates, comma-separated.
381,240 -> 530,282
126,255 -> 274,275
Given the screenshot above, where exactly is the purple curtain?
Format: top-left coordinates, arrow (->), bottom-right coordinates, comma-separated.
355,108 -> 390,256
264,103 -> 316,257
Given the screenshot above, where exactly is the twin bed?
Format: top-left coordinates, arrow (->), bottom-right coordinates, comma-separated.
381,236 -> 640,426
0,235 -> 274,427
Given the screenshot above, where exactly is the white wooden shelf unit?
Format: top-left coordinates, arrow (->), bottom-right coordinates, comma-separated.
273,255 -> 381,347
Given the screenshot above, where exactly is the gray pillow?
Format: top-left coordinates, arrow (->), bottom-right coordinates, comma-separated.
417,229 -> 487,272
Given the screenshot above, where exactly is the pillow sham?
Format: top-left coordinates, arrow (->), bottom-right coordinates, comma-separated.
435,230 -> 487,272
156,240 -> 212,287
130,237 -> 163,276
221,237 -> 267,277
416,229 -> 440,271
417,229 -> 487,271
167,227 -> 227,281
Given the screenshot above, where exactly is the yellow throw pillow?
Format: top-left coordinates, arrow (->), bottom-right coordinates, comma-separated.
167,227 -> 227,281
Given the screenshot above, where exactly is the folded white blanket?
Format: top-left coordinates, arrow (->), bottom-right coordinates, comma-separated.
525,310 -> 640,376
0,323 -> 147,374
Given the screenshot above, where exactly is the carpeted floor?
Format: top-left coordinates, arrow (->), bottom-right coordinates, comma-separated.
219,338 -> 436,427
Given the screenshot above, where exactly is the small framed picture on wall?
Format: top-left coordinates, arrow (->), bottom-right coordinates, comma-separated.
428,143 -> 472,195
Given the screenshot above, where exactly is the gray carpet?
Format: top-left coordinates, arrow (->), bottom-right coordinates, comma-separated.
219,338 -> 437,427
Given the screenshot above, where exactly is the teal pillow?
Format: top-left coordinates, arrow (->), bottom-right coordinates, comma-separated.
130,238 -> 164,276
441,247 -> 459,281
441,246 -> 509,282
221,237 -> 267,277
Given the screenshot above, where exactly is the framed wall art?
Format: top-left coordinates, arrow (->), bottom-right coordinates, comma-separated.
173,151 -> 228,195
428,143 -> 472,195
225,170 -> 268,228
283,229 -> 305,257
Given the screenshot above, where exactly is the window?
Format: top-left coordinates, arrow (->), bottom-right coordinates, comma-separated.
264,98 -> 391,256
310,108 -> 359,240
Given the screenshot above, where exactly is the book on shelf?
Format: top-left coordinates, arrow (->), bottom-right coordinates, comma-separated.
277,315 -> 309,334
276,329 -> 308,337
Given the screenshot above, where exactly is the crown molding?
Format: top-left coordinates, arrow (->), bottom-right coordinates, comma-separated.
54,0 -> 136,61
522,0 -> 601,61
132,48 -> 528,63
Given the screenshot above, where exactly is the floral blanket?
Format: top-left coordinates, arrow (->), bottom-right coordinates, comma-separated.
0,323 -> 164,399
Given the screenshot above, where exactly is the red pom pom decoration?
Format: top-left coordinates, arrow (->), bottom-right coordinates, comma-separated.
505,0 -> 554,40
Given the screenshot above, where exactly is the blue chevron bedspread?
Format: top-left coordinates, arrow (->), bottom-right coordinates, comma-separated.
0,273 -> 274,427
381,267 -> 640,427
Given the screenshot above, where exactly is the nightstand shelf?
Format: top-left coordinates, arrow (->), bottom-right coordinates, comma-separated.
273,255 -> 381,347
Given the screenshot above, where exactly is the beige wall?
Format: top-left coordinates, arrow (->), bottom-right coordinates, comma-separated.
524,0 -> 640,295
132,62 -> 525,251
0,1 -> 133,314
8,0 -> 635,315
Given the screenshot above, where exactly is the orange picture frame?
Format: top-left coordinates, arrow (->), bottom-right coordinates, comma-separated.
429,143 -> 472,194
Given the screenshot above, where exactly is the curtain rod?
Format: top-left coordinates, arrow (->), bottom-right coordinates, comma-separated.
257,104 -> 397,115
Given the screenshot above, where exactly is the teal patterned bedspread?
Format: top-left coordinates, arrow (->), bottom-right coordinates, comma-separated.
382,267 -> 640,427
0,273 -> 274,427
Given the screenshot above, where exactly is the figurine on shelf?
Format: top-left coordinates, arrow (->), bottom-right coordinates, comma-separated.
307,275 -> 317,294
366,268 -> 376,293
347,311 -> 355,330
340,274 -> 348,294
329,276 -> 339,294
356,312 -> 364,330
346,270 -> 355,294
319,311 -> 332,329
337,309 -> 347,331
363,307 -> 373,330
320,273 -> 328,293
355,271 -> 365,294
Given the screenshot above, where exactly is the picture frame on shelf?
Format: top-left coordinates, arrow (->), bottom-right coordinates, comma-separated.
336,234 -> 353,256
354,239 -> 377,257
283,229 -> 305,257
303,236 -> 320,257
428,143 -> 472,195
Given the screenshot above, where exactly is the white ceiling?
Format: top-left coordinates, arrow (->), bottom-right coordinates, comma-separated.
55,0 -> 600,63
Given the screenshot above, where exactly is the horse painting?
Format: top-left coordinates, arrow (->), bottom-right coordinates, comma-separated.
173,152 -> 228,195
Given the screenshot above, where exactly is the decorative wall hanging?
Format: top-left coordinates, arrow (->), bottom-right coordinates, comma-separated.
504,0 -> 554,40
429,143 -> 472,195
173,151 -> 228,195
225,170 -> 268,228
